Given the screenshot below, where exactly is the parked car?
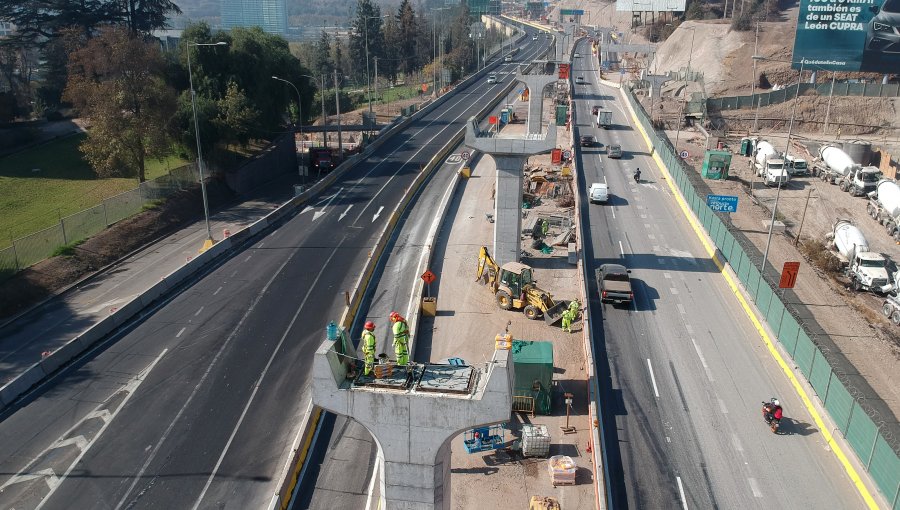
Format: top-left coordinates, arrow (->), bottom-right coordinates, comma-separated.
608,144 -> 622,158
589,182 -> 609,204
580,135 -> 596,147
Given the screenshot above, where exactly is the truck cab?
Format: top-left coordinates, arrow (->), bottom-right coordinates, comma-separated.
845,166 -> 881,196
785,154 -> 809,176
757,158 -> 790,186
848,252 -> 892,293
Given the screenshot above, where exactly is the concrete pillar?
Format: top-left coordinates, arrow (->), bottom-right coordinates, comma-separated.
465,117 -> 557,266
312,339 -> 515,510
518,71 -> 558,135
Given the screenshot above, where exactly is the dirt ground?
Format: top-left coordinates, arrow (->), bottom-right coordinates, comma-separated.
669,125 -> 900,421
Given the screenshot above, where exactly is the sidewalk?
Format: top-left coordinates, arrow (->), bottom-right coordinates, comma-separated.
0,172 -> 300,384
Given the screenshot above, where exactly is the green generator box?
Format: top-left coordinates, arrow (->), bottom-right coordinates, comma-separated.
512,340 -> 554,415
702,150 -> 733,180
555,105 -> 568,126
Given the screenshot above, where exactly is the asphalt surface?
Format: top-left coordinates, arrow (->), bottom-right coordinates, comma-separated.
294,35 -> 551,510
0,29 -> 547,510
572,39 -> 864,509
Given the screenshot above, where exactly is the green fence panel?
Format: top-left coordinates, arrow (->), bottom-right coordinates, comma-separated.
737,250 -> 752,286
766,297 -> 786,338
700,206 -> 713,231
778,314 -> 800,353
846,407 -> 879,465
793,331 -> 816,378
721,230 -> 737,262
708,214 -> 721,243
867,435 -> 900,508
712,217 -> 727,248
823,377 -> 854,434
808,349 -> 833,397
746,264 -> 762,298
756,280 -> 773,319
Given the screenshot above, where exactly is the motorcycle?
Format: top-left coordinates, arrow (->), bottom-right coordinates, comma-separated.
761,400 -> 782,433
633,170 -> 641,183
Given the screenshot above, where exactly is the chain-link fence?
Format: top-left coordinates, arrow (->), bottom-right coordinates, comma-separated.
623,84 -> 900,509
0,163 -> 200,282
709,82 -> 900,111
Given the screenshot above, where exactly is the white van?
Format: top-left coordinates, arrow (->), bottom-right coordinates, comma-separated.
589,183 -> 609,204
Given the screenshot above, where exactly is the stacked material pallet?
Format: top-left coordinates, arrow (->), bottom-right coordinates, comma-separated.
548,455 -> 576,486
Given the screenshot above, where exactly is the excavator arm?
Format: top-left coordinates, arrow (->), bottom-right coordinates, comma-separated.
476,246 -> 499,284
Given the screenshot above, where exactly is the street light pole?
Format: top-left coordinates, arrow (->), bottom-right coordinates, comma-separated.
272,75 -> 306,183
673,27 -> 695,151
187,40 -> 227,249
757,57 -> 804,276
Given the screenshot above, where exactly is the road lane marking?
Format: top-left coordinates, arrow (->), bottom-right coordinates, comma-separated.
669,288 -> 679,295
230,271 -> 238,278
213,286 -> 222,296
748,477 -> 764,498
717,398 -> 728,414
244,255 -> 252,262
648,233 -> 655,239
312,187 -> 345,221
258,242 -> 265,248
685,324 -> 694,334
176,327 -> 186,338
690,338 -> 714,382
731,433 -> 744,453
676,476 -> 689,510
112,243 -> 312,510
646,359 -> 660,398
339,204 -> 354,221
195,306 -> 204,316
621,83 -> 879,508
0,350 -> 167,510
372,206 -> 385,222
676,303 -> 685,314
611,206 -> 616,219
190,239 -> 346,510
619,241 -> 625,256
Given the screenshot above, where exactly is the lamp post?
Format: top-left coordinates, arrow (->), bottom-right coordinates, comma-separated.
271,75 -> 310,183
753,55 -> 804,276
673,26 -> 695,151
186,40 -> 227,249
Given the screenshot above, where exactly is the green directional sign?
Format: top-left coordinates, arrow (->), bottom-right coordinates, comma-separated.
559,8 -> 585,15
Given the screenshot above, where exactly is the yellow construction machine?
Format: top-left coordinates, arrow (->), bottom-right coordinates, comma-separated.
475,246 -> 567,325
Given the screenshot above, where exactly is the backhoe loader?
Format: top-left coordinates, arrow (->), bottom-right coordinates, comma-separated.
475,246 -> 568,325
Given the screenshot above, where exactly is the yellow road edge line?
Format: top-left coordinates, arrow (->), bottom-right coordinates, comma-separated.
281,407 -> 324,510
623,94 -> 881,509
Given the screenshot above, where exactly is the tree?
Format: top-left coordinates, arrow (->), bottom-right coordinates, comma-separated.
63,27 -> 175,182
381,14 -> 400,83
349,0 -> 384,84
314,30 -> 333,79
396,0 -> 419,77
215,81 -> 260,147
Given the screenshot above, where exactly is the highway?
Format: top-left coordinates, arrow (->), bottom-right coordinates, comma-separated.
572,38 -> 864,508
0,29 -> 547,510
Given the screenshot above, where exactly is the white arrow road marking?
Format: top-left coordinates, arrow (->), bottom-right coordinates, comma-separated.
339,204 -> 354,221
299,191 -> 340,214
313,188 -> 344,221
372,206 -> 384,223
0,350 -> 167,509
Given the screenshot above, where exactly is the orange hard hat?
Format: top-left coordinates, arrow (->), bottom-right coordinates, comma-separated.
364,321 -> 375,330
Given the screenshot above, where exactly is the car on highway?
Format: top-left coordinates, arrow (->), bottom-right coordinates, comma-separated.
574,52 -> 581,58
589,182 -> 609,204
596,264 -> 633,303
533,35 -> 538,40
580,135 -> 597,147
608,144 -> 622,158
487,74 -> 497,84
575,76 -> 585,84
505,54 -> 513,62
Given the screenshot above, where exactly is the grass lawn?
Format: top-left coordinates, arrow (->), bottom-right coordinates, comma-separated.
378,83 -> 422,103
0,133 -> 190,247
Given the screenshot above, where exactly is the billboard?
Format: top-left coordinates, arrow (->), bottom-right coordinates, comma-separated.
615,0 -> 687,12
793,0 -> 900,72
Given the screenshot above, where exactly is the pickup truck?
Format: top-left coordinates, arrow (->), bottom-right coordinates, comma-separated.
596,264 -> 633,303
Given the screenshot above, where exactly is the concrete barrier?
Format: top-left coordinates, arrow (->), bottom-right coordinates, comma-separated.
0,361 -> 45,407
36,335 -> 86,375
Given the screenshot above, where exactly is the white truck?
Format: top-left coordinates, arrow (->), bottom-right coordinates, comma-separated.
814,144 -> 881,196
754,141 -> 790,187
595,109 -> 612,129
784,154 -> 809,176
829,219 -> 893,293
867,179 -> 900,241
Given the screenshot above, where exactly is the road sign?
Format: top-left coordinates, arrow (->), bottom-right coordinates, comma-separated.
680,150 -> 690,159
421,270 -> 436,284
489,115 -> 498,125
706,194 -> 738,213
562,150 -> 572,159
560,8 -> 585,15
779,262 -> 800,289
461,151 -> 470,161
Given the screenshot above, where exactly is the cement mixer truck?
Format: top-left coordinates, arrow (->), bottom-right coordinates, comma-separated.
867,179 -> 900,241
754,141 -> 790,187
814,144 -> 881,196
828,219 -> 893,293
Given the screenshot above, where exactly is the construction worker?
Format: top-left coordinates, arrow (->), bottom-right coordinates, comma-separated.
389,311 -> 410,366
561,308 -> 574,333
361,321 -> 377,376
568,299 -> 580,317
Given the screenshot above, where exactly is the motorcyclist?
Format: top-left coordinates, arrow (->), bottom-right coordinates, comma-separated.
634,168 -> 641,182
763,398 -> 783,424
